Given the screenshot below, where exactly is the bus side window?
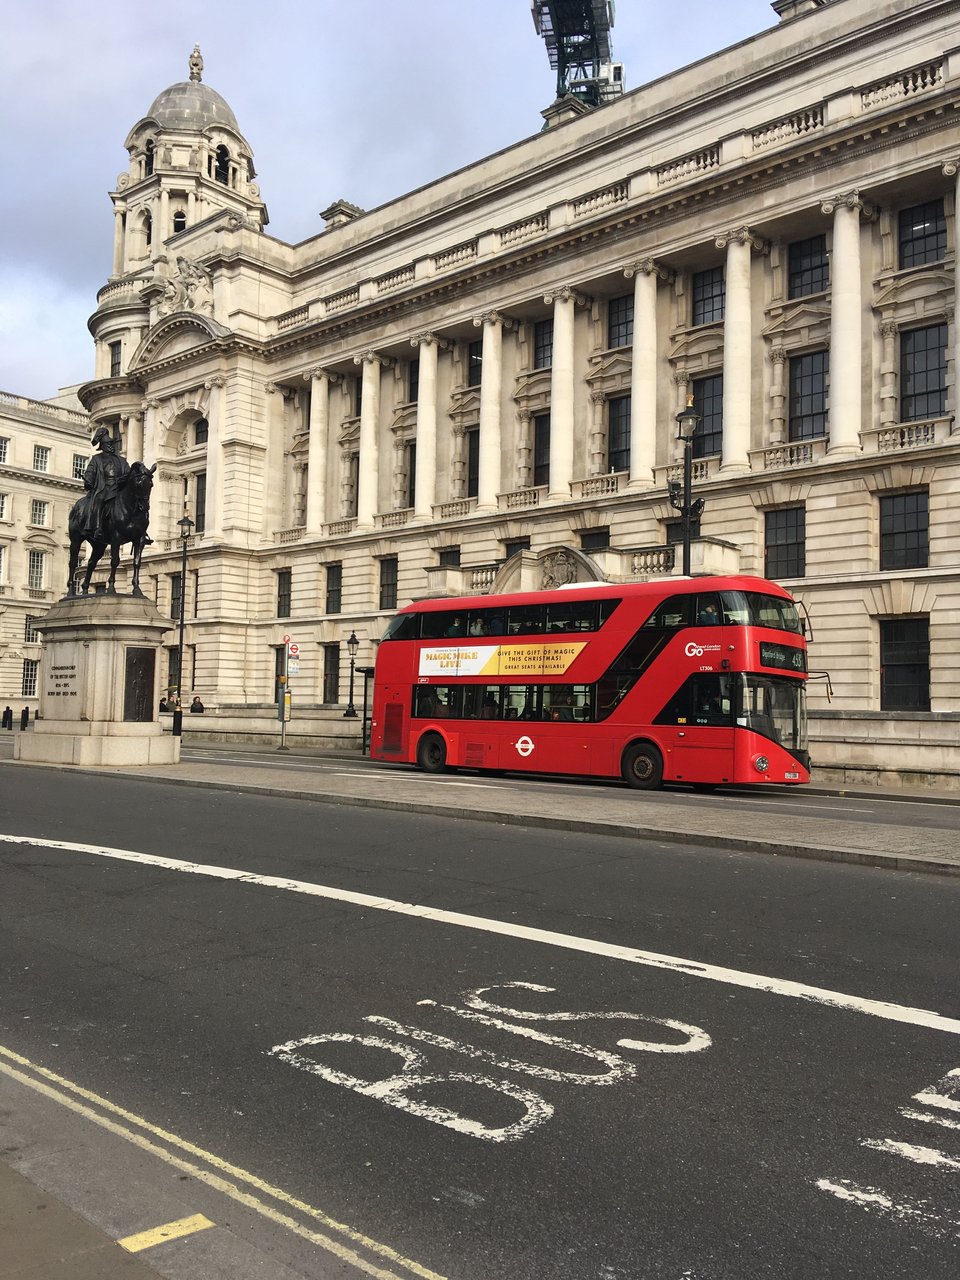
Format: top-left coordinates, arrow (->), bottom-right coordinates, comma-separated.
642,595 -> 692,629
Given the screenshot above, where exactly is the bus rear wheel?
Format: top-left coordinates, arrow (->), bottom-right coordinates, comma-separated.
622,742 -> 663,790
416,732 -> 447,774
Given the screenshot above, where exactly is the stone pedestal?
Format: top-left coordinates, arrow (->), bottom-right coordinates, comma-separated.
14,593 -> 180,766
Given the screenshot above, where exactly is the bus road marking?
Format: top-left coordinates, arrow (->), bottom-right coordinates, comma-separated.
2,832 -> 959,1037
118,1214 -> 214,1253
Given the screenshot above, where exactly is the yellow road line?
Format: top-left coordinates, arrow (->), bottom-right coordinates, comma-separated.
0,1045 -> 445,1280
118,1213 -> 215,1253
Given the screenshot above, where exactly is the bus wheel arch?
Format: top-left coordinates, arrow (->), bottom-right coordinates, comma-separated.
416,731 -> 448,774
621,740 -> 664,790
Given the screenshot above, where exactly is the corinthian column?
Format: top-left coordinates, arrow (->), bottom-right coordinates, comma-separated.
304,368 -> 336,534
411,334 -> 447,521
715,228 -> 768,474
472,312 -> 514,513
623,259 -> 670,488
821,190 -> 876,456
542,287 -> 586,500
354,353 -> 385,529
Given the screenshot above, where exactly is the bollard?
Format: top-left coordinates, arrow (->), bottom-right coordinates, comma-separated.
19,707 -> 30,731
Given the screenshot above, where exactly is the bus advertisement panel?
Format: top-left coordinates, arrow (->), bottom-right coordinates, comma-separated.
369,575 -> 810,789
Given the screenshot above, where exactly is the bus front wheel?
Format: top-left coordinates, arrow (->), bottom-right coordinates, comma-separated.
416,732 -> 447,774
622,742 -> 663,790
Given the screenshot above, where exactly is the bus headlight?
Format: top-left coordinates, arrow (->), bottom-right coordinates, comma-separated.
753,755 -> 770,774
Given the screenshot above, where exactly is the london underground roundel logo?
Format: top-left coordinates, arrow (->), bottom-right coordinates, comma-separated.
514,735 -> 535,758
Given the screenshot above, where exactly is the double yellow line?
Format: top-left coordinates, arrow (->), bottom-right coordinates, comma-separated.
0,1043 -> 446,1279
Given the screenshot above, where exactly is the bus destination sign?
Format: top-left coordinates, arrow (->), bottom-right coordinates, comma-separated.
759,641 -> 807,673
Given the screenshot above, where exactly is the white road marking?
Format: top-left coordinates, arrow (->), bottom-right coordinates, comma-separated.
862,1138 -> 960,1170
900,1107 -> 960,1131
815,1179 -> 957,1239
1,832 -> 958,1035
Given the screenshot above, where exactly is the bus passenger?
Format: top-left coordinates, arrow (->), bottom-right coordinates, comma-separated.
481,692 -> 499,719
446,616 -> 464,637
698,602 -> 720,625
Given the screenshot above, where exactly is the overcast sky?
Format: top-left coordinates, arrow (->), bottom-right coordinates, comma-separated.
0,0 -> 778,402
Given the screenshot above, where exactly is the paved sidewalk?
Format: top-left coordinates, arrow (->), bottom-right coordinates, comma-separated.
0,1159 -> 162,1279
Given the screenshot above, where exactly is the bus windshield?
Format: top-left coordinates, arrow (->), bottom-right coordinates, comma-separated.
736,674 -> 807,752
721,591 -> 802,634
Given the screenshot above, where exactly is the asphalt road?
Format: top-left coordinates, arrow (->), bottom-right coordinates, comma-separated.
1,766 -> 958,1279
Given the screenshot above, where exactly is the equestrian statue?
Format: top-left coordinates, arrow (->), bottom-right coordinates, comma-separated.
67,426 -> 156,596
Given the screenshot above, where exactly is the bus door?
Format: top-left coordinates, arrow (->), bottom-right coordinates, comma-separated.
377,685 -> 407,757
655,674 -> 736,784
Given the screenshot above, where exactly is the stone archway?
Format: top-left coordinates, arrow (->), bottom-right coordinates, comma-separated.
491,545 -> 606,593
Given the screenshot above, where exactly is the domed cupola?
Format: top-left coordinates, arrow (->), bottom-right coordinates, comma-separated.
108,47 -> 267,280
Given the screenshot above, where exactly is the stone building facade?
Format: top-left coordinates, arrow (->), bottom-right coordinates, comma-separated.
0,391 -> 87,710
77,5 -> 960,780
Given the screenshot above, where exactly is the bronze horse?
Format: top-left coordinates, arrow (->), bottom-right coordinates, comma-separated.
67,461 -> 157,596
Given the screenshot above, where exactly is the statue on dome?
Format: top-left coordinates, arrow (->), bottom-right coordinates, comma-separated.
189,45 -> 203,83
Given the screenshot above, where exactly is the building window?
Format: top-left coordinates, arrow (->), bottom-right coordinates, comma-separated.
0,438 -> 7,463
467,340 -> 483,387
144,139 -> 155,176
173,210 -> 187,235
0,546 -> 4,582
503,537 -> 531,560
0,494 -> 6,520
533,319 -> 554,369
607,295 -> 634,349
765,507 -> 806,579
788,235 -> 829,299
438,546 -> 461,568
692,267 -> 725,326
72,453 -> 86,480
408,359 -> 420,404
379,557 -> 398,611
405,441 -> 416,510
325,563 -> 342,614
788,351 -> 828,440
665,517 -> 700,544
277,568 -> 292,618
691,374 -> 723,458
192,570 -> 200,618
27,550 -> 45,591
109,342 -> 122,378
33,446 -> 50,473
345,452 -> 359,518
144,212 -> 153,248
880,490 -> 928,571
170,572 -> 183,621
900,325 -> 947,421
880,616 -> 930,711
353,375 -> 363,418
22,659 -> 39,698
194,472 -> 206,535
24,615 -> 41,642
607,396 -> 631,473
30,500 -> 49,527
465,427 -> 480,498
322,643 -> 341,705
580,527 -> 610,552
533,414 -> 550,488
898,200 -> 946,270
194,418 -> 209,445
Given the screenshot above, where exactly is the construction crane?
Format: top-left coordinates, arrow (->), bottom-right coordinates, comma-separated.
531,0 -> 624,108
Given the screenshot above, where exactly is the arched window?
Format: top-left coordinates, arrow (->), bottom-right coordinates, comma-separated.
173,210 -> 186,234
144,139 -> 155,177
214,145 -> 230,185
194,418 -> 208,445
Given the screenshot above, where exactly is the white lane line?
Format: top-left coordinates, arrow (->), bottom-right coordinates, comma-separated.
1,832 -> 958,1036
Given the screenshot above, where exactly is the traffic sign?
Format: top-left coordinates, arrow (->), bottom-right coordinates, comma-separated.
282,634 -> 291,644
287,660 -> 300,676
288,642 -> 300,657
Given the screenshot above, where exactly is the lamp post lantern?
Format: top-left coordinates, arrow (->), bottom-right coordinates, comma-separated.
171,513 -> 194,738
669,396 -> 705,576
343,630 -> 360,719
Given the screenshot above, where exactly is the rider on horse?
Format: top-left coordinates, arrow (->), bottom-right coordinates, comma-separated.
76,425 -> 131,545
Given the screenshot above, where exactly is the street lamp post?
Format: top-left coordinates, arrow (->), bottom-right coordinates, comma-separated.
669,396 -> 705,576
172,513 -> 194,737
343,630 -> 359,719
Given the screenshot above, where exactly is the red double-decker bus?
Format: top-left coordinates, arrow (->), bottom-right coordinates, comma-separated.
369,575 -> 810,789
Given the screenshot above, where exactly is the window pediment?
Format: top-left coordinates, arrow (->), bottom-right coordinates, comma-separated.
131,314 -> 229,369
762,298 -> 831,350
872,267 -> 952,325
667,324 -> 724,371
449,386 -> 481,426
585,349 -> 632,394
